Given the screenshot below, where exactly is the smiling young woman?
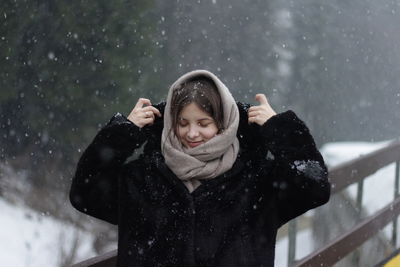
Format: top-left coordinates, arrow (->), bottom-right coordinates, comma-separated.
177,102 -> 219,148
70,70 -> 331,267
169,77 -> 222,149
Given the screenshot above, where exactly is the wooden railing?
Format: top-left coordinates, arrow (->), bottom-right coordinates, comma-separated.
292,140 -> 400,266
71,140 -> 400,267
71,250 -> 117,267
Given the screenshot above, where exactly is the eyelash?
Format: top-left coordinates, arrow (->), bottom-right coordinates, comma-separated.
178,122 -> 210,127
199,123 -> 210,127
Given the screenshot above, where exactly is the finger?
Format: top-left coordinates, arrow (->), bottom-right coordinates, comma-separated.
248,106 -> 264,112
248,116 -> 257,124
143,106 -> 162,117
134,98 -> 152,109
143,111 -> 155,119
153,107 -> 162,117
248,111 -> 260,117
142,117 -> 155,126
255,94 -> 268,105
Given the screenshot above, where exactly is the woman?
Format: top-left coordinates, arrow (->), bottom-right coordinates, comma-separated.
70,70 -> 330,266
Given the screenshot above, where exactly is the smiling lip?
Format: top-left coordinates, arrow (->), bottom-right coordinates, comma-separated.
187,141 -> 203,148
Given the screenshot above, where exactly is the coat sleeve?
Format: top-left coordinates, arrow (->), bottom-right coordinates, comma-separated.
255,110 -> 331,226
69,113 -> 147,225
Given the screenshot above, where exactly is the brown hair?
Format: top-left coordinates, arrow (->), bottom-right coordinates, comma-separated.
170,76 -> 224,136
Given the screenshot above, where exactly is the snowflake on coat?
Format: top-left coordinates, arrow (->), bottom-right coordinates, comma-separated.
291,160 -> 325,180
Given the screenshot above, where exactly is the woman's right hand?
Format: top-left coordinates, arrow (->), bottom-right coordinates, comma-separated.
127,98 -> 162,128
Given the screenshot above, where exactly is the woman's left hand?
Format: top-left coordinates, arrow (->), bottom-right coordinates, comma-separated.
248,94 -> 277,126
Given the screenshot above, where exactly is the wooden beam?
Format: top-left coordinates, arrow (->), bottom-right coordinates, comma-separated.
71,249 -> 117,267
293,196 -> 400,266
329,141 -> 400,194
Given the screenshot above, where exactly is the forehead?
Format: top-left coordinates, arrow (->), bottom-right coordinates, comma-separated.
179,103 -> 212,119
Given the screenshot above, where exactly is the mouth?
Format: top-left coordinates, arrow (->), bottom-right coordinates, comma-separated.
187,141 -> 203,148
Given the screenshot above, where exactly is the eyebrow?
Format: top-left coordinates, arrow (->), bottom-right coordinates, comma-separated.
179,117 -> 213,121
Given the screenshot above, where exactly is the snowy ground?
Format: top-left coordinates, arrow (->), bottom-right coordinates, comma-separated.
0,198 -> 96,267
1,140 -> 397,266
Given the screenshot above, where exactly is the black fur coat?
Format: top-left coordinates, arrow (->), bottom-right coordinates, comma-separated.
70,102 -> 330,267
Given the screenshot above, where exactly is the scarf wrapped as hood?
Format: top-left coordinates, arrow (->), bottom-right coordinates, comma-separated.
161,70 -> 240,193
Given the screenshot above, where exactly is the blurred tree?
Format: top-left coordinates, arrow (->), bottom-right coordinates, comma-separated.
0,0 -> 156,188
286,0 -> 400,144
285,0 -> 334,144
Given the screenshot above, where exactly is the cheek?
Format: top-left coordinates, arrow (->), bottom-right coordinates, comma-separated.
202,127 -> 219,140
177,126 -> 186,141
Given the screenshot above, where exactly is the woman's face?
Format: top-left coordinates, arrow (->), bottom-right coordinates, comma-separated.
177,103 -> 219,148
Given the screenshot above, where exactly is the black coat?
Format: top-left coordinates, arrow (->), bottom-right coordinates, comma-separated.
70,102 -> 330,267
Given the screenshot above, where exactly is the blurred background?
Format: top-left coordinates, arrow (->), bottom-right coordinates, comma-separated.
1,0 -> 400,266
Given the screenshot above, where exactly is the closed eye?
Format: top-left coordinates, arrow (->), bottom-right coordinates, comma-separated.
198,122 -> 212,127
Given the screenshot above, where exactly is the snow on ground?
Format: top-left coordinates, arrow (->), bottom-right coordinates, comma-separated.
320,140 -> 392,166
0,198 -> 96,267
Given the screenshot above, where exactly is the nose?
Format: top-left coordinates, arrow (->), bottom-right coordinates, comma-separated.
187,125 -> 199,139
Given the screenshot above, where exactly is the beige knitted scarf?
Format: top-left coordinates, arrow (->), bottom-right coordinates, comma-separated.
161,70 -> 240,193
